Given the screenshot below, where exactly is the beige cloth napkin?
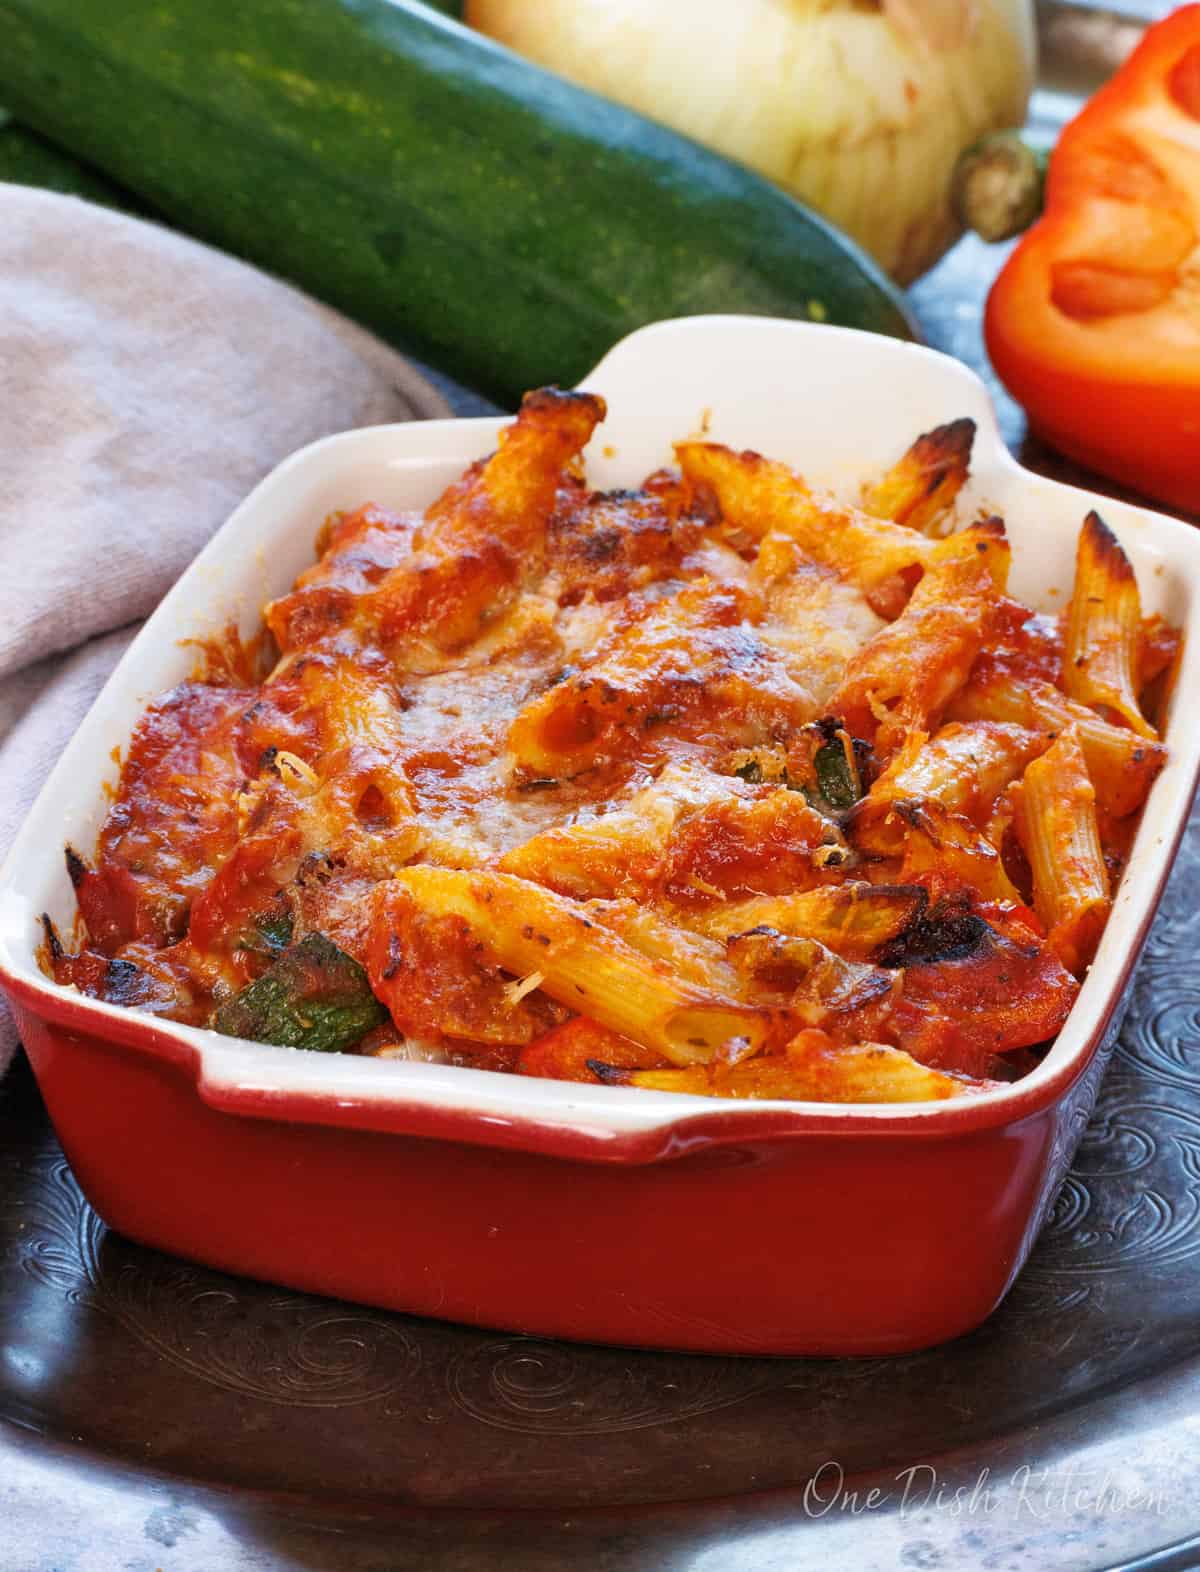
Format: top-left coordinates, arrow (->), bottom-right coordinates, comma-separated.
0,184 -> 451,1072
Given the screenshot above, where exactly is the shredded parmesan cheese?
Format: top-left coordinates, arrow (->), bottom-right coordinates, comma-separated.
502,970 -> 546,1008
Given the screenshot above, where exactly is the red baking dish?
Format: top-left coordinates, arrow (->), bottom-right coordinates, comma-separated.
3,316 -> 1199,1356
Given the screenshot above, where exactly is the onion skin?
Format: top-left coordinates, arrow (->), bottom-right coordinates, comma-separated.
466,0 -> 1035,284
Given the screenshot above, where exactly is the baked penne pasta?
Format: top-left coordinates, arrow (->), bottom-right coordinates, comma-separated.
853,720 -> 1049,853
598,1030 -> 986,1102
1063,511 -> 1156,738
675,440 -> 938,596
50,388 -> 1176,1103
889,799 -> 1023,905
692,884 -> 925,958
496,803 -> 672,900
831,518 -> 1010,760
948,665 -> 1165,817
859,418 -> 975,535
1011,729 -> 1111,977
374,866 -> 771,1066
268,388 -> 604,662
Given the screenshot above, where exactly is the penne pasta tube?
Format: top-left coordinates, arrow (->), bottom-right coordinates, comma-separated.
675,440 -> 938,594
693,884 -> 925,958
501,757 -> 749,898
384,866 -> 769,1065
1063,511 -> 1156,738
422,386 -> 606,560
892,800 -> 1023,905
860,418 -> 976,535
272,656 -> 418,829
368,880 -> 565,1047
1012,730 -> 1110,977
721,930 -> 899,1032
660,785 -> 839,900
948,670 -> 1165,817
830,519 -> 1009,760
599,1031 -> 982,1103
497,804 -> 673,900
853,720 -> 1050,853
269,389 -> 604,659
925,513 -> 1011,592
583,899 -> 745,995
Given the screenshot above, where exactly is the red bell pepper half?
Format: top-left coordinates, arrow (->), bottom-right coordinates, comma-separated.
986,6 -> 1200,514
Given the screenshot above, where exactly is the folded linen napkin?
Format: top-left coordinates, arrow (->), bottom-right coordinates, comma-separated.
0,184 -> 451,1074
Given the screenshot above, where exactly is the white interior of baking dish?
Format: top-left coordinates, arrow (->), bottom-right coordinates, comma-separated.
3,315 -> 1200,1138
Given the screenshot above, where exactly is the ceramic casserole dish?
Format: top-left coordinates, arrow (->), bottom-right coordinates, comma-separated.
3,315 -> 1199,1357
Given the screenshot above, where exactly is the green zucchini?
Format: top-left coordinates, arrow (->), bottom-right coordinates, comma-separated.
0,0 -> 915,404
0,109 -> 144,211
810,740 -> 863,814
237,903 -> 295,958
213,932 -> 385,1053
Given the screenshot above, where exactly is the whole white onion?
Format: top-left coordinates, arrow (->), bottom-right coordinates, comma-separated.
466,0 -> 1036,283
